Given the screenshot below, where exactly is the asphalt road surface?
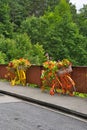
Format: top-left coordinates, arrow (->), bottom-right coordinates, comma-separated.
0,93 -> 87,130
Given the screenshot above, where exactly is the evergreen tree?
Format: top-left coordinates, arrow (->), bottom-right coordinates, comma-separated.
0,0 -> 13,37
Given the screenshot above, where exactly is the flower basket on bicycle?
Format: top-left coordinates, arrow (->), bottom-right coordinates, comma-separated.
6,58 -> 31,86
58,65 -> 72,76
41,59 -> 75,96
18,65 -> 26,70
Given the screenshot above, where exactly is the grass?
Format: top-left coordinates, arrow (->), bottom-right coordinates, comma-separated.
73,92 -> 87,98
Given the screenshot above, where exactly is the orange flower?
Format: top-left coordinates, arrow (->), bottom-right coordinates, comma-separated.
50,89 -> 54,95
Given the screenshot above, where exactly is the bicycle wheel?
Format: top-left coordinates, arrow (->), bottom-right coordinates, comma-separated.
59,74 -> 76,95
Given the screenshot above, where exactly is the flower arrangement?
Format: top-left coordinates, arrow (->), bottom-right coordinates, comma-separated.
8,58 -> 31,70
57,59 -> 71,69
41,61 -> 58,86
41,60 -> 58,92
41,59 -> 71,82
57,59 -> 72,75
6,58 -> 31,86
43,60 -> 58,71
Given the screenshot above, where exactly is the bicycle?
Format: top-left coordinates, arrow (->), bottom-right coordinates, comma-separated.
10,67 -> 26,86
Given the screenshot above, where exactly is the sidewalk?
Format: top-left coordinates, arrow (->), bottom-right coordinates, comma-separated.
0,81 -> 87,119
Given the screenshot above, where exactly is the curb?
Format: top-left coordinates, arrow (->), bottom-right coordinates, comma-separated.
0,90 -> 87,120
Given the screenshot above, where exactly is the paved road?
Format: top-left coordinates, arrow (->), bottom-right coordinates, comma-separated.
0,81 -> 87,119
0,94 -> 87,130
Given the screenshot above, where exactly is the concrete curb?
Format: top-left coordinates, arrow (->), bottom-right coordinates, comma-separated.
0,90 -> 87,120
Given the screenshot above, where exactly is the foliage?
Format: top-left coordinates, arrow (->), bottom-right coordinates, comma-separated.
0,33 -> 46,65
0,1 -> 13,37
31,43 -> 46,65
0,0 -> 87,66
42,0 -> 87,65
76,5 -> 87,37
20,0 -> 87,66
8,0 -> 60,30
74,92 -> 87,98
0,51 -> 6,64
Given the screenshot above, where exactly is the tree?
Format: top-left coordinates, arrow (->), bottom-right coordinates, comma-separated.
13,33 -> 46,65
31,43 -> 46,65
8,0 -> 60,31
20,0 -> 87,65
0,1 -> 13,37
76,5 -> 87,37
0,51 -> 6,64
0,33 -> 46,65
